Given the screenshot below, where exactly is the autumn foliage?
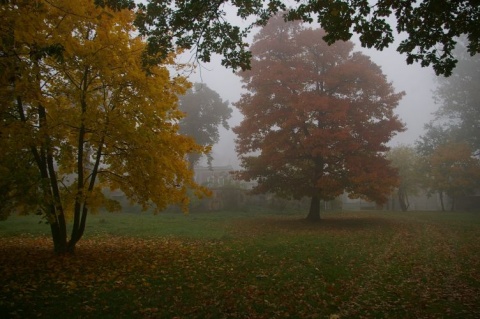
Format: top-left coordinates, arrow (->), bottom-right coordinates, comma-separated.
234,16 -> 405,220
0,0 -> 208,254
425,142 -> 480,211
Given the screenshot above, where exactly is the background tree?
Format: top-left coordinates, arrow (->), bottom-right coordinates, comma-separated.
425,142 -> 480,211
178,83 -> 232,169
416,124 -> 457,157
432,41 -> 480,153
415,124 -> 459,211
416,43 -> 480,210
134,0 -> 480,76
387,146 -> 422,211
234,16 -> 405,221
0,0 -> 208,254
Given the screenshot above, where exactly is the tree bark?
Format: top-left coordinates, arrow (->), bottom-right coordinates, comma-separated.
306,194 -> 321,221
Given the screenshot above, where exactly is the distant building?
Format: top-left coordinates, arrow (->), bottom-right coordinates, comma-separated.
194,165 -> 235,187
194,165 -> 256,189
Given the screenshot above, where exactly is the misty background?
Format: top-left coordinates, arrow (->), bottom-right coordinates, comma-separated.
180,23 -> 440,169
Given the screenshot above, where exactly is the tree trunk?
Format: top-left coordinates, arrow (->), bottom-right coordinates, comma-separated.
67,205 -> 90,254
398,188 -> 409,212
439,191 -> 445,211
50,218 -> 67,254
306,195 -> 321,222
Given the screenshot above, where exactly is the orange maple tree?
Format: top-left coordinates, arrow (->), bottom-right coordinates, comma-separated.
234,16 -> 405,220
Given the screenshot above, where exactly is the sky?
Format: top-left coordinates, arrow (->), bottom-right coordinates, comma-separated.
181,23 -> 441,169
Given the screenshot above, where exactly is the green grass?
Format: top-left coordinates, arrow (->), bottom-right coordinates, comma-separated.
1,209 -> 480,318
0,210 -> 257,239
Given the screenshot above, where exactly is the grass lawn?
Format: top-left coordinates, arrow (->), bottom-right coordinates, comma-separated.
1,209 -> 480,318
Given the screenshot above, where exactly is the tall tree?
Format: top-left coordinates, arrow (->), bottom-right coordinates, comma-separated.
416,43 -> 480,210
387,146 -> 422,212
415,123 -> 463,210
0,0 -> 208,254
432,41 -> 480,153
135,0 -> 480,76
178,83 -> 232,169
234,16 -> 405,221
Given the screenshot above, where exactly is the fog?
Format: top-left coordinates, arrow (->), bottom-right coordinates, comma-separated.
184,30 -> 440,169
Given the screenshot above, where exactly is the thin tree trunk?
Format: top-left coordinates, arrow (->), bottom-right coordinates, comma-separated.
439,191 -> 445,211
17,95 -> 68,254
398,188 -> 409,212
40,104 -> 68,254
68,135 -> 105,253
306,194 -> 321,221
69,118 -> 85,252
69,67 -> 90,254
33,57 -> 69,254
68,68 -> 106,253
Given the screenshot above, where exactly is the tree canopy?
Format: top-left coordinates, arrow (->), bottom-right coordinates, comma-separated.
233,16 -> 405,221
178,83 -> 232,168
0,0 -> 208,254
134,0 -> 480,76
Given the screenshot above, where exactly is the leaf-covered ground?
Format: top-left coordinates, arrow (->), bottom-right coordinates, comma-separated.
1,211 -> 480,318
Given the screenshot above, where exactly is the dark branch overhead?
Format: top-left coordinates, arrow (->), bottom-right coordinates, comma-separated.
116,0 -> 480,76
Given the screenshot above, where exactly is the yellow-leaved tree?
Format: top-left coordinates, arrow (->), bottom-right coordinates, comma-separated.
0,0 -> 209,254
